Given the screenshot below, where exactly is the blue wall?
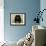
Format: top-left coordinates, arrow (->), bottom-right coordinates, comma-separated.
40,0 -> 46,27
4,0 -> 40,42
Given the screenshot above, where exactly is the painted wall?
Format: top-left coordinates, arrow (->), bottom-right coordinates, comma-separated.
40,0 -> 46,27
4,0 -> 40,42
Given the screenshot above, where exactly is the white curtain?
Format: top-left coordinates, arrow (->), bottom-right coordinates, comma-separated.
0,0 -> 4,42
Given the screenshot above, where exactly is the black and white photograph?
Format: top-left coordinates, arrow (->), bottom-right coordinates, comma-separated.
10,13 -> 26,26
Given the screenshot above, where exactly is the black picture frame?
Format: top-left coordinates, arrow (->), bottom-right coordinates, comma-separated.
10,13 -> 26,26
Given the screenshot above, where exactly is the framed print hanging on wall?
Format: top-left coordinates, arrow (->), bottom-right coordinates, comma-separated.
10,13 -> 26,26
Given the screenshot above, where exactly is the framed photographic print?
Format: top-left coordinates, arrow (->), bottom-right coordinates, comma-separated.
10,13 -> 26,26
